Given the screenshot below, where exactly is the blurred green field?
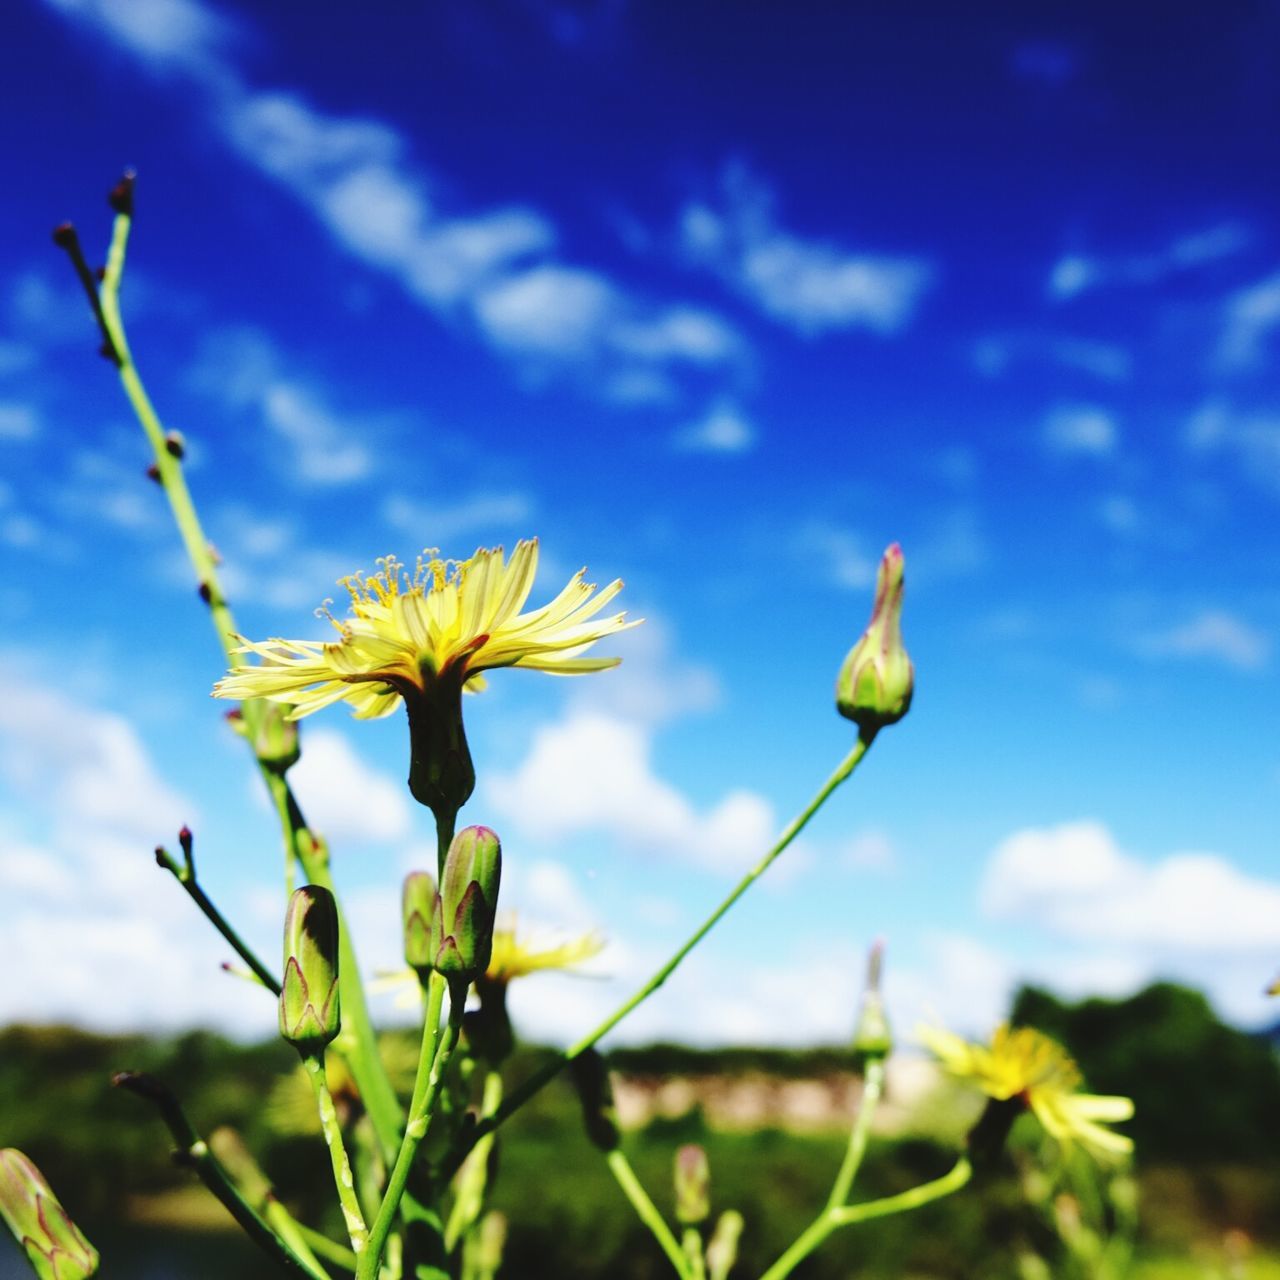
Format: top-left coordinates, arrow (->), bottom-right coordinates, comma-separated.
1,982 -> 1277,1277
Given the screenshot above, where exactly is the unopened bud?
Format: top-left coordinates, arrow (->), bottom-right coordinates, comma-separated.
473,1211 -> 507,1274
569,1050 -> 619,1152
402,871 -> 437,974
0,1149 -> 99,1280
706,1210 -> 744,1280
108,171 -> 135,217
852,940 -> 893,1067
279,886 -> 340,1054
431,826 -> 501,980
145,462 -> 161,483
250,704 -> 300,774
51,222 -> 78,251
164,430 -> 186,459
674,1144 -> 710,1225
836,543 -> 914,734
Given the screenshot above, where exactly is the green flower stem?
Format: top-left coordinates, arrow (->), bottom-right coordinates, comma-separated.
361,985 -> 466,1280
758,1157 -> 973,1280
303,1055 -> 370,1258
87,201 -> 406,1167
604,1150 -> 690,1279
293,1224 -> 359,1273
450,734 -> 876,1174
408,973 -> 447,1121
444,1070 -> 503,1251
114,1072 -> 329,1280
826,1056 -> 886,1211
681,1227 -> 706,1280
155,845 -> 281,995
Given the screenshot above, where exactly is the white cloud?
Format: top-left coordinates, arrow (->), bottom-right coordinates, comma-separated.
972,333 -> 1130,382
841,829 -> 896,872
288,728 -> 413,843
1042,404 -> 1117,456
1218,270 -> 1280,370
486,711 -> 775,875
0,404 -> 39,441
191,328 -> 373,486
682,169 -> 932,335
40,0 -> 235,77
474,266 -> 614,359
673,400 -> 756,453
1136,609 -> 1269,671
1047,221 -> 1252,301
982,820 -> 1280,953
383,491 -> 535,543
796,522 -> 877,591
1185,401 -> 1280,496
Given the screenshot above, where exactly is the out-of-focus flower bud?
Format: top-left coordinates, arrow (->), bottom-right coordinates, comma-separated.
0,1149 -> 99,1280
674,1144 -> 710,1226
279,886 -> 340,1054
468,1211 -> 507,1278
431,826 -> 501,981
208,1127 -> 271,1209
706,1209 -> 744,1280
569,1050 -> 620,1152
402,871 -> 437,975
851,940 -> 893,1068
836,543 -> 914,735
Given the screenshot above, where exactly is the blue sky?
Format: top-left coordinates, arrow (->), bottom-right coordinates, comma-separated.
1,0 -> 1278,1047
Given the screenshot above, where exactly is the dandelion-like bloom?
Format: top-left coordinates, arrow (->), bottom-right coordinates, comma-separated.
485,925 -> 605,985
919,1023 -> 1134,1160
214,539 -> 635,816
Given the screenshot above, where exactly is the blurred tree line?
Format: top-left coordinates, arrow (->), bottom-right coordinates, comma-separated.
0,981 -> 1276,1278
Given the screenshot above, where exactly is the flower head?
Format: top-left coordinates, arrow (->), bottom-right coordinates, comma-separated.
485,923 -> 605,985
920,1023 -> 1133,1161
213,539 -> 635,815
214,539 -> 633,718
836,542 -> 914,735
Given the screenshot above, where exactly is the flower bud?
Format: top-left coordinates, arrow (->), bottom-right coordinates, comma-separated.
568,1050 -> 620,1152
706,1210 -> 744,1280
836,543 -> 914,734
674,1144 -> 710,1225
0,1149 -> 99,1280
851,940 -> 893,1068
279,886 -> 340,1054
403,871 -> 437,975
431,826 -> 501,981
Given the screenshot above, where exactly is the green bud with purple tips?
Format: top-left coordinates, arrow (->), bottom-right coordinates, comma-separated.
279,885 -> 340,1054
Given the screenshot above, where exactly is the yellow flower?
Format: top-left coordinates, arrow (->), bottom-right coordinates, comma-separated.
485,924 -> 605,985
919,1023 -> 1134,1160
213,539 -> 636,814
213,539 -> 633,720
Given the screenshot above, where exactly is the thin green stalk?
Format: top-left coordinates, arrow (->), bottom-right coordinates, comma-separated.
155,845 -> 281,994
114,1072 -> 329,1280
604,1150 -> 690,1279
262,1202 -> 329,1278
361,987 -> 466,1280
444,1071 -> 503,1251
450,734 -> 875,1173
826,1057 -> 886,1211
409,973 -> 447,1121
84,199 -> 406,1165
759,1157 -> 972,1280
303,1055 -> 370,1258
294,1224 -> 359,1273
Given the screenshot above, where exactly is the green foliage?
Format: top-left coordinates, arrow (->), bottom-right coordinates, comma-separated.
1010,982 -> 1280,1163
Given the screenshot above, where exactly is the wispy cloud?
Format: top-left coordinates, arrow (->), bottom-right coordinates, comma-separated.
1217,269 -> 1280,371
383,491 -> 535,543
1135,609 -> 1270,671
672,399 -> 756,454
0,403 -> 40,442
972,333 -> 1131,382
191,328 -> 374,485
681,167 -> 933,336
1047,221 -> 1252,301
1042,403 -> 1118,457
1185,400 -> 1280,496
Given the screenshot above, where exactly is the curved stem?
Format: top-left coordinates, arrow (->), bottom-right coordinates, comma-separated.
450,734 -> 875,1174
759,1157 -> 972,1280
361,987 -> 466,1280
303,1055 -> 369,1258
604,1150 -> 690,1279
826,1057 -> 885,1211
